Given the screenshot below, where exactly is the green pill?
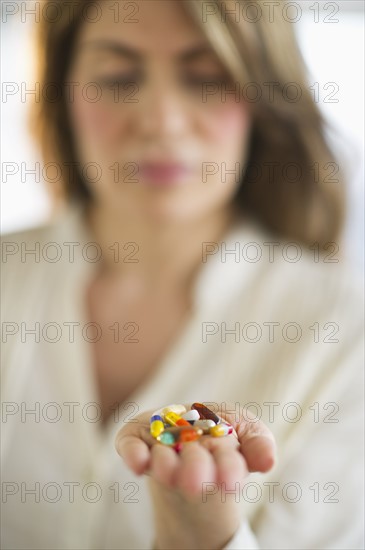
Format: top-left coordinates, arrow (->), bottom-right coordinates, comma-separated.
158,431 -> 176,445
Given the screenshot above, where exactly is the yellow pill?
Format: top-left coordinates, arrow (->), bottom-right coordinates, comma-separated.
194,419 -> 215,433
164,411 -> 190,427
162,404 -> 186,416
209,424 -> 226,437
150,420 -> 164,438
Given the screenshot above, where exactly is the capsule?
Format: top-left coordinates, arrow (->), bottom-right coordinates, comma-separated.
157,426 -> 203,445
164,411 -> 190,427
173,442 -> 183,454
191,402 -> 220,424
181,409 -> 200,422
216,415 -> 234,435
193,419 -> 216,433
221,423 -> 234,435
150,414 -> 165,438
209,423 -> 232,437
158,431 -> 176,445
162,404 -> 186,416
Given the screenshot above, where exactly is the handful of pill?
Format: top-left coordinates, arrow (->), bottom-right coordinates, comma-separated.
150,402 -> 234,453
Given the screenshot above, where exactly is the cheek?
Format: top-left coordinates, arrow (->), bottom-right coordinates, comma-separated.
70,95 -> 126,147
201,102 -> 251,149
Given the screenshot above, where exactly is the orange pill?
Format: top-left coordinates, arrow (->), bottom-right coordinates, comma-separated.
157,426 -> 203,445
164,411 -> 190,427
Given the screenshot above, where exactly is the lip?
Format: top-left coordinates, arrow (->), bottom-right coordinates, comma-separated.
138,161 -> 193,186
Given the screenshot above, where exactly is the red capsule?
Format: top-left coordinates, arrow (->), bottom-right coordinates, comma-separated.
173,442 -> 183,454
191,402 -> 220,424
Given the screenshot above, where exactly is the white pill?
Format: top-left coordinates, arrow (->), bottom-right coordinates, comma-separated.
161,403 -> 186,416
194,419 -> 216,432
182,409 -> 200,422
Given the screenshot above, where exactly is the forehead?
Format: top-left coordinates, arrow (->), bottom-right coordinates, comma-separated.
76,0 -> 206,55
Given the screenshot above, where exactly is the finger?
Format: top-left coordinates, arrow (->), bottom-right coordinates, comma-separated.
217,405 -> 276,473
115,422 -> 156,475
176,442 -> 216,499
150,444 -> 180,488
234,415 -> 277,473
238,432 -> 277,473
115,434 -> 151,475
198,436 -> 247,490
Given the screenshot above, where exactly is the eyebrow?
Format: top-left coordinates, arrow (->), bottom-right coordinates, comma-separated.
79,39 -> 215,63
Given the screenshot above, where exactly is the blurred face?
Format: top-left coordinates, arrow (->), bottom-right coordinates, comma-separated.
67,0 -> 252,223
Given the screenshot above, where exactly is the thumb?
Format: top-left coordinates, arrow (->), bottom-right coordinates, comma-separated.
239,432 -> 277,473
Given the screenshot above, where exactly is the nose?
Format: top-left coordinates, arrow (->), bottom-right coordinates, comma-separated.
134,75 -> 190,142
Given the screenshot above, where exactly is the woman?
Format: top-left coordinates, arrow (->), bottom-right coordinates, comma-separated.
1,1 -> 363,549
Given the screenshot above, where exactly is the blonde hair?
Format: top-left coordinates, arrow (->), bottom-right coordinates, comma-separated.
29,0 -> 345,247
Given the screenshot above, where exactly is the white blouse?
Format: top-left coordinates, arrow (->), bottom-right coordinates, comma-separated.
1,204 -> 364,549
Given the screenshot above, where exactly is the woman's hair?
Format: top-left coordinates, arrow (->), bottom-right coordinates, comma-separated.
29,0 -> 345,247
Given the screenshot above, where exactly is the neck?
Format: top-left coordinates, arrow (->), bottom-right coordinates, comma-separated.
82,201 -> 240,294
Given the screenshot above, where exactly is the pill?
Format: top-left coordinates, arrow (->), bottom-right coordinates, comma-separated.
191,402 -> 220,424
215,415 -> 234,431
173,442 -> 183,453
209,424 -> 232,437
151,414 -> 163,422
150,414 -> 165,438
150,421 -> 165,438
181,409 -> 200,422
164,411 -> 190,427
157,426 -> 203,445
162,404 -> 186,416
193,419 -> 216,433
158,431 -> 176,445
220,423 -> 233,435
179,427 -> 203,442
219,417 -> 235,435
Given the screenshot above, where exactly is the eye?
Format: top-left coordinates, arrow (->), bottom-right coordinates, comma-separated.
97,72 -> 143,88
183,74 -> 233,88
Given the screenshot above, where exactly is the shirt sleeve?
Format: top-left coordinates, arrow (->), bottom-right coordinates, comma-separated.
222,518 -> 260,549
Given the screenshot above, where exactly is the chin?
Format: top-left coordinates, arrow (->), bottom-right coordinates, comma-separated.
138,196 -> 208,226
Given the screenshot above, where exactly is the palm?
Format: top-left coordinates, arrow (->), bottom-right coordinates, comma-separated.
115,404 -> 276,549
115,403 -> 276,495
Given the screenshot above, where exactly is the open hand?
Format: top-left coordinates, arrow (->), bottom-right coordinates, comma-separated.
115,403 -> 276,550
